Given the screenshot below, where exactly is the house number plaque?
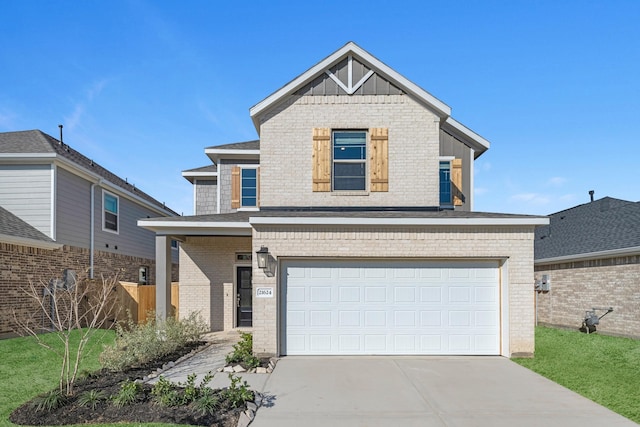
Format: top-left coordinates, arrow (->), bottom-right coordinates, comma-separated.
256,287 -> 274,298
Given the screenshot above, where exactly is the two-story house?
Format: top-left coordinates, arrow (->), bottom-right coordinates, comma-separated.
140,42 -> 547,358
0,129 -> 179,335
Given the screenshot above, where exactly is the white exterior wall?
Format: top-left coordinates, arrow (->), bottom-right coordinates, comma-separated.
250,225 -> 536,357
259,94 -> 441,207
0,164 -> 53,237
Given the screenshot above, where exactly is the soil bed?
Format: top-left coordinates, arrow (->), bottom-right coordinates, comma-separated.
10,342 -> 244,427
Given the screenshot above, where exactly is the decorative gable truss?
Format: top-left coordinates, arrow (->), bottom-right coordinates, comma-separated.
312,127 -> 388,192
296,56 -> 404,97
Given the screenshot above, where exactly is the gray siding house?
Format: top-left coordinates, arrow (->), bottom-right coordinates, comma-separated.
0,129 -> 179,335
141,42 -> 547,358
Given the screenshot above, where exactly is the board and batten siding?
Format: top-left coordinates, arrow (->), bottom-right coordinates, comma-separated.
440,129 -> 472,212
56,167 -> 92,247
0,164 -> 53,237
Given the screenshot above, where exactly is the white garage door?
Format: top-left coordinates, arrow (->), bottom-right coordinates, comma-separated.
282,260 -> 500,355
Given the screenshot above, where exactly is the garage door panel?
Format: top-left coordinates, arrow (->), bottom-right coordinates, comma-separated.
283,261 -> 500,355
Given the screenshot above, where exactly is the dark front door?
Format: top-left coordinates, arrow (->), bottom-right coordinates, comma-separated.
236,266 -> 252,327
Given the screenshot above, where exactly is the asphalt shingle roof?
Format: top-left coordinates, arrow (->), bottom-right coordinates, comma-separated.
182,165 -> 218,173
534,197 -> 640,260
142,209 -> 544,223
205,140 -> 259,150
0,130 -> 178,215
0,206 -> 56,244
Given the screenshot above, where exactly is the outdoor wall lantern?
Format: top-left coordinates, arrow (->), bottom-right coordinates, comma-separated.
256,246 -> 276,277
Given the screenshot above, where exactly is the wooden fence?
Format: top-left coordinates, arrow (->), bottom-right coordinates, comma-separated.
116,282 -> 179,324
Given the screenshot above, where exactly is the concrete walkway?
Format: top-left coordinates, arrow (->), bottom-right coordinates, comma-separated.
251,356 -> 636,427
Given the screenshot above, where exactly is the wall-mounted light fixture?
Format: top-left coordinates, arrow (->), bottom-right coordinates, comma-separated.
256,246 -> 276,277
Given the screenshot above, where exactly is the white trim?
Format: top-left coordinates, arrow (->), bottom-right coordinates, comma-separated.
535,245 -> 640,265
50,164 -> 56,240
0,153 -> 57,159
469,148 -> 475,211
137,219 -> 252,236
249,42 -> 452,130
0,234 -> 63,250
249,216 -> 549,226
102,189 -> 119,234
181,171 -> 218,178
238,207 -> 260,212
500,259 -> 510,357
239,165 -> 260,209
439,156 -> 455,161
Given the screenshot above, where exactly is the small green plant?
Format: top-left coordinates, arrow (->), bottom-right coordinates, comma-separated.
194,387 -> 220,416
77,390 -> 107,410
225,332 -> 260,368
112,379 -> 142,407
30,389 -> 68,412
151,376 -> 180,407
222,373 -> 254,409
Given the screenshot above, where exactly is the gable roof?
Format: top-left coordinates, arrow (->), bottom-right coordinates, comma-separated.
0,130 -> 178,216
181,164 -> 218,183
0,205 -> 61,249
248,42 -> 489,156
205,140 -> 260,150
204,140 -> 260,164
535,197 -> 640,262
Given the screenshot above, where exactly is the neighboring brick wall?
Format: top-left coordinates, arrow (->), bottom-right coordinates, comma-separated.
194,180 -> 217,215
250,224 -> 537,357
178,236 -> 252,330
259,94 -> 441,208
0,242 -> 178,335
535,256 -> 640,338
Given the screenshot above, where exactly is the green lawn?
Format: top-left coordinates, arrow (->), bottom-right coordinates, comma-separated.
514,326 -> 640,423
0,330 -> 181,427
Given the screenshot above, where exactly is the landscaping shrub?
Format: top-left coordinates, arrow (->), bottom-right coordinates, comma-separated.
100,311 -> 207,371
225,332 -> 260,368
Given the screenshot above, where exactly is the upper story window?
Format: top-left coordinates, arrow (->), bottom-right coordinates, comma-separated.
231,166 -> 259,209
241,168 -> 257,207
439,161 -> 452,206
332,131 -> 367,191
103,191 -> 119,233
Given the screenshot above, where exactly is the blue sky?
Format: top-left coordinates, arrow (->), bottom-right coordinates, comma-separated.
2,0 -> 639,216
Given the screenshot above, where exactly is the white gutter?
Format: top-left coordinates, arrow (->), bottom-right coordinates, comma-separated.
535,245 -> 640,265
249,216 -> 549,226
137,219 -> 252,236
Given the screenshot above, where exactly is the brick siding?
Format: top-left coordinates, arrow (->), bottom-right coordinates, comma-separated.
535,255 -> 640,338
0,242 -> 178,336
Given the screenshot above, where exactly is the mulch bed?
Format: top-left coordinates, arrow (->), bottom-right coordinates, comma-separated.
10,342 -> 244,427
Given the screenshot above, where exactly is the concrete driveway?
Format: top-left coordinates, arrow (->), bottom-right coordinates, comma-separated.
251,356 -> 635,427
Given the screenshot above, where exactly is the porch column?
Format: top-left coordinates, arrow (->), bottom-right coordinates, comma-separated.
155,235 -> 172,322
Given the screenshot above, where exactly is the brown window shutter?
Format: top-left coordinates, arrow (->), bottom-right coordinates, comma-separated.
451,158 -> 463,206
256,167 -> 260,207
231,166 -> 240,208
312,128 -> 331,192
370,128 -> 389,192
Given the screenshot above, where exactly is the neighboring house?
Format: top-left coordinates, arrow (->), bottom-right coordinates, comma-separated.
140,42 -> 547,357
0,129 -> 179,336
534,196 -> 640,338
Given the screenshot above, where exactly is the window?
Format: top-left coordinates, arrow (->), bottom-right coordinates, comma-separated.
171,239 -> 178,249
241,168 -> 257,207
439,161 -> 452,205
333,131 -> 366,191
103,191 -> 119,233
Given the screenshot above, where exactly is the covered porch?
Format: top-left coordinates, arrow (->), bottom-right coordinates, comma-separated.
139,213 -> 255,330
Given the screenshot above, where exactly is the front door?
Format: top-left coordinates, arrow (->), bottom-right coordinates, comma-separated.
236,266 -> 252,327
